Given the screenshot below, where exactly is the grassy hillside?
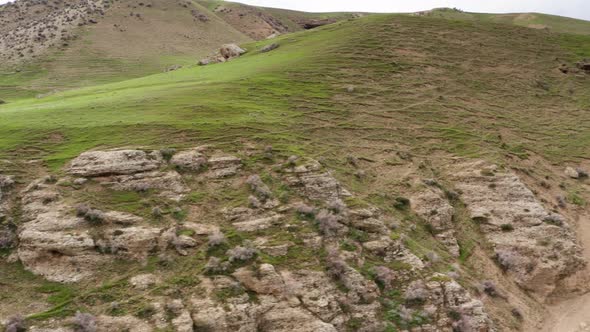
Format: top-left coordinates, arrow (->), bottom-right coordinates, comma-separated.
0,0 -> 354,102
1,14 -> 589,175
2,11 -> 590,332
420,8 -> 590,35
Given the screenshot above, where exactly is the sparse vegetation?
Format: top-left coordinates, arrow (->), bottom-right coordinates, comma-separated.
73,311 -> 97,332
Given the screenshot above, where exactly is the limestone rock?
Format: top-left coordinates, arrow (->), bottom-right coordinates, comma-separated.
130,273 -> 161,290
452,161 -> 585,298
108,171 -> 188,198
68,150 -> 162,177
205,156 -> 242,178
220,43 -> 246,59
233,264 -> 285,295
404,274 -> 495,331
284,159 -> 351,202
565,166 -> 580,179
170,149 -> 207,171
412,184 -> 460,257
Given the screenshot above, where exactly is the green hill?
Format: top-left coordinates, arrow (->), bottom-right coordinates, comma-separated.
418,8 -> 590,35
2,6 -> 590,332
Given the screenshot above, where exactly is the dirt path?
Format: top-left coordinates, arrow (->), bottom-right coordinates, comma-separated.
542,213 -> 590,332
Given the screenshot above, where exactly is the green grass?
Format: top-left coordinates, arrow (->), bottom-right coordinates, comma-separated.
1,14 -> 590,172
421,8 -> 590,35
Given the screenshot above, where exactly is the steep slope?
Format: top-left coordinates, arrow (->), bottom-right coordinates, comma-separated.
1,12 -> 590,332
416,8 -> 590,35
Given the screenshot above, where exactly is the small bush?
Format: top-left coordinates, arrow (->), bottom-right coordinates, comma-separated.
248,195 -> 261,208
325,249 -> 348,281
76,205 -> 105,224
373,266 -> 395,290
295,203 -> 315,217
480,280 -> 498,297
328,198 -> 347,214
543,214 -> 564,226
74,311 -> 97,332
511,308 -> 523,320
286,155 -> 298,166
5,315 -> 26,332
405,281 -> 428,305
495,249 -> 519,271
500,224 -> 514,232
160,148 -> 177,161
204,256 -> 228,274
227,243 -> 257,262
208,232 -> 226,247
76,204 -> 90,217
151,207 -> 163,218
246,175 -> 272,200
394,197 -> 410,210
316,209 -> 341,237
84,209 -> 106,224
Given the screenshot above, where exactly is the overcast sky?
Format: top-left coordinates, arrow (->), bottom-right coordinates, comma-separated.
232,0 -> 590,21
0,0 -> 588,21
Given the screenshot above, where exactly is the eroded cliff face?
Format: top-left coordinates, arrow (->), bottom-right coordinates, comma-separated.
1,145 -> 588,331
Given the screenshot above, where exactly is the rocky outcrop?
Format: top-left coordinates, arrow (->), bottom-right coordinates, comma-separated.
404,274 -> 496,331
199,43 -> 247,65
0,0 -> 111,63
205,155 -> 242,178
412,183 -> 460,257
284,158 -> 351,202
220,43 -> 246,59
16,174 -> 184,282
68,150 -> 162,177
452,161 -> 585,298
170,149 -> 207,171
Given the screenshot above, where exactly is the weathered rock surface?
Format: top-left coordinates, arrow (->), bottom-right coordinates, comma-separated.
205,156 -> 242,178
170,149 -> 207,171
452,161 -> 585,298
404,274 -> 496,331
16,175 -> 182,282
284,159 -> 351,202
108,170 -> 189,200
68,150 -> 162,177
412,183 -> 460,257
220,43 -> 246,59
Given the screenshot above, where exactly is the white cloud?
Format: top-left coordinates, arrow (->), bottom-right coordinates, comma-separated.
0,0 -> 588,20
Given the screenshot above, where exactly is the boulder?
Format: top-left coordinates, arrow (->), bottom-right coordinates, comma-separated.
565,166 -> 580,179
68,150 -> 162,177
130,273 -> 161,290
220,44 -> 246,60
260,43 -> 279,53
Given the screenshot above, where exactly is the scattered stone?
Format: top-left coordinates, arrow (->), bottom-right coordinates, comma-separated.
565,166 -> 580,179
130,273 -> 160,290
260,43 -> 279,53
220,43 -> 246,60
